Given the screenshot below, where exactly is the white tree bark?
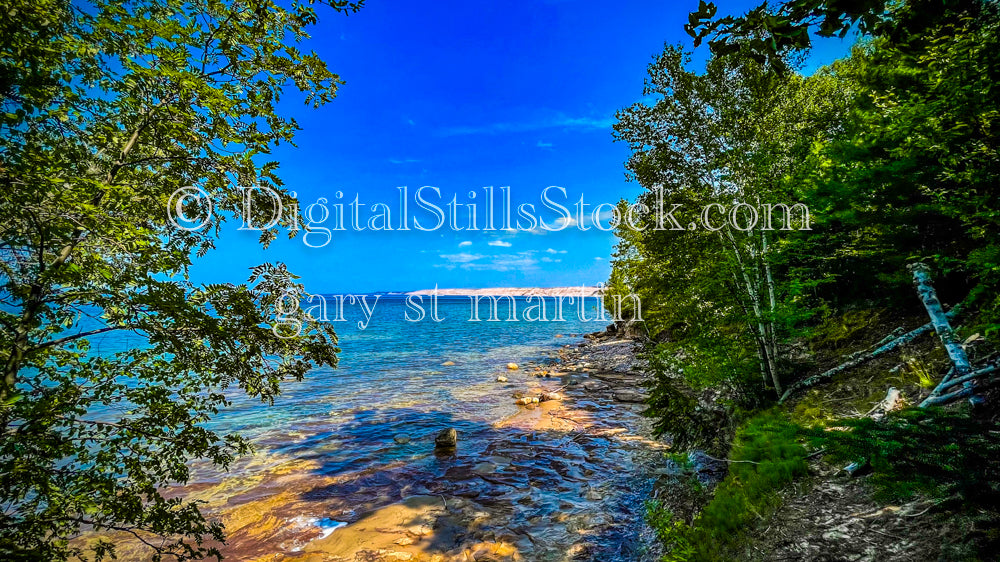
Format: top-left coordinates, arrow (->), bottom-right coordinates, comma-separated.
919,365 -> 998,407
908,263 -> 973,386
724,229 -> 782,395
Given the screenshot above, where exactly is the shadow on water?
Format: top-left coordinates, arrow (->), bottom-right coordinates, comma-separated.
266,404 -> 660,561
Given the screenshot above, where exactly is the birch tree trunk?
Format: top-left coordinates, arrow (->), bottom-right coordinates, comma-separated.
908,264 -> 972,381
761,230 -> 780,392
723,229 -> 782,395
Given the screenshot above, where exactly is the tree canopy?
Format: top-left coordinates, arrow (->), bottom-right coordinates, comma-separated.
611,0 -> 1000,441
0,0 -> 359,559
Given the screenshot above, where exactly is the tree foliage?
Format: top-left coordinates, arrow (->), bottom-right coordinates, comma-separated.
615,0 -> 1000,439
685,0 -> 989,65
0,0 -> 359,559
611,44 -> 845,414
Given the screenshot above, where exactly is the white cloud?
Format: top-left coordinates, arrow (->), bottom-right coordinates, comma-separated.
555,216 -> 577,229
437,251 -> 538,272
594,256 -> 603,261
545,248 -> 567,254
439,252 -> 484,264
458,241 -> 472,247
488,240 -> 512,247
389,158 -> 420,164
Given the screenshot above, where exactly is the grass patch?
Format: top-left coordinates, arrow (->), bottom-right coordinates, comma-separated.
648,411 -> 808,561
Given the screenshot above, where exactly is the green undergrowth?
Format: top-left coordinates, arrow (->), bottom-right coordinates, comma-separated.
649,405 -> 1000,561
805,407 -> 1000,505
648,411 -> 808,561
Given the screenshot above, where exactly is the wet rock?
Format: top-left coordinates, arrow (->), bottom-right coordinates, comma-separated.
442,361 -> 455,366
567,543 -> 596,559
473,462 -> 497,474
540,392 -> 563,402
435,428 -> 458,449
613,391 -> 648,403
496,375 -> 508,382
515,396 -> 540,406
583,381 -> 609,392
393,536 -> 416,546
506,362 -> 519,370
393,434 -> 411,444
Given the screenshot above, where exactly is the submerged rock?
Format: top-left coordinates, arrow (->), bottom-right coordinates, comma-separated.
393,434 -> 411,445
613,391 -> 648,403
435,428 -> 458,449
441,361 -> 455,366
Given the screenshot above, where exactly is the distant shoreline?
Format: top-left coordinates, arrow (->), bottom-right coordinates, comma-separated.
405,287 -> 603,297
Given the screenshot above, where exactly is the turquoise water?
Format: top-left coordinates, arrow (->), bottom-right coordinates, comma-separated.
82,295 -> 660,560
89,295 -> 609,475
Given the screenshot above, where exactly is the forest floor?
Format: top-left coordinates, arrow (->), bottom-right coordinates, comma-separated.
647,307 -> 1000,561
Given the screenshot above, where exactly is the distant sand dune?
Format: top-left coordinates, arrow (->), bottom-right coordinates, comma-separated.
406,287 -> 602,297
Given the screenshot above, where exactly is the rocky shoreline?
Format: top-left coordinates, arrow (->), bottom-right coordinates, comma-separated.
326,328 -> 668,562
93,328 -> 677,562
270,328 -> 669,562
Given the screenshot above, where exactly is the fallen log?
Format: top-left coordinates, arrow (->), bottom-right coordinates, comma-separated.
779,306 -> 961,403
909,264 -> 973,380
919,364 -> 999,407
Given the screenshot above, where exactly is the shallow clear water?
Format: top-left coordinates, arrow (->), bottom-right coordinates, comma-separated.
198,297 -> 608,468
85,296 -> 661,560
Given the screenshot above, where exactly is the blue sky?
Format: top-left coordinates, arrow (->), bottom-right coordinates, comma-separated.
191,0 -> 855,293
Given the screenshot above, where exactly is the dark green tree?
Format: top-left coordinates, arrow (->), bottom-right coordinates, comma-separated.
610,45 -> 843,405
